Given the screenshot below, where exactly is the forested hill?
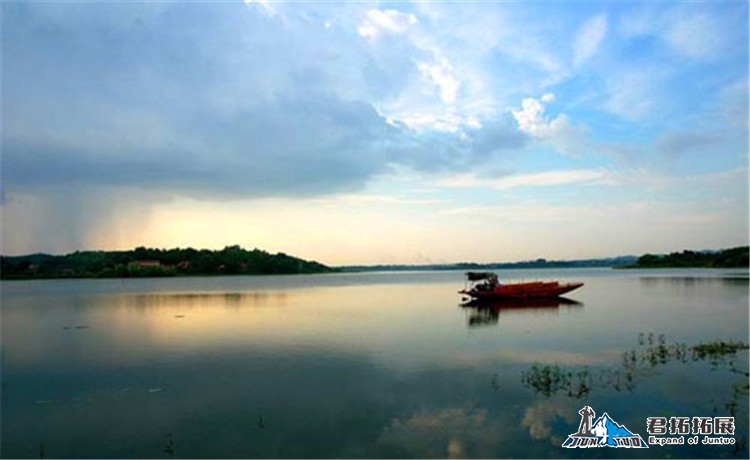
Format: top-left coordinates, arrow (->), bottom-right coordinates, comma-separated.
626,246 -> 749,269
0,245 -> 335,280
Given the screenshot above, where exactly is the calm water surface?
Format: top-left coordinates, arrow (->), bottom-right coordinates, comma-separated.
2,268 -> 748,458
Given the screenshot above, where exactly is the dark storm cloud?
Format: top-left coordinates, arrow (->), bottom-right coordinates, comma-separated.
3,93 -> 400,198
2,1 -> 527,200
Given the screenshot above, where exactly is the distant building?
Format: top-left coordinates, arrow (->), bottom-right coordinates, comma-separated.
132,260 -> 161,268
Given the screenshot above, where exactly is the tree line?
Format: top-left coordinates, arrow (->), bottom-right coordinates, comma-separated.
630,246 -> 749,268
0,245 -> 335,280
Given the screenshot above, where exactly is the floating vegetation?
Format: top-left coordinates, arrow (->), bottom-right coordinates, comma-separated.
521,364 -> 591,398
162,433 -> 176,457
490,373 -> 500,391
521,333 -> 749,402
692,340 -> 749,370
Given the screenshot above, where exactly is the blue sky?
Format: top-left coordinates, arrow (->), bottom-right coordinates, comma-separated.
2,0 -> 748,264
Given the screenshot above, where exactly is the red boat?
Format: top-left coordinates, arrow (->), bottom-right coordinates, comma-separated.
459,272 -> 583,300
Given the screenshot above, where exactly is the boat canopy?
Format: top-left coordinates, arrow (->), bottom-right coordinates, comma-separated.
466,272 -> 497,281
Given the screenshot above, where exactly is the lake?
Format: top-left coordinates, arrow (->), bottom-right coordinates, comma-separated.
1,268 -> 748,458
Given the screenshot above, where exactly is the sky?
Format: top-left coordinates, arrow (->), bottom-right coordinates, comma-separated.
1,0 -> 748,265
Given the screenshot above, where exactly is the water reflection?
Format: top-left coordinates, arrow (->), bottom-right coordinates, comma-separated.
123,291 -> 287,310
460,297 -> 583,327
521,399 -> 577,447
2,270 -> 748,458
376,406 -> 503,458
639,275 -> 749,286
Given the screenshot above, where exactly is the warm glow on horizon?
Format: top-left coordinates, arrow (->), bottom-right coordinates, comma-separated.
55,188 -> 747,266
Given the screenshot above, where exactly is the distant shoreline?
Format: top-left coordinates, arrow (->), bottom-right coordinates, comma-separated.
0,245 -> 336,281
338,256 -> 637,273
2,246 -> 747,281
337,248 -> 748,272
617,247 -> 748,270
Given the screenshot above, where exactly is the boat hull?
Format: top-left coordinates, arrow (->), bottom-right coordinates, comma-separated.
460,281 -> 584,300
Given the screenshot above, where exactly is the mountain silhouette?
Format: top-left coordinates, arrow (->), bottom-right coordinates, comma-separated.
592,413 -> 637,446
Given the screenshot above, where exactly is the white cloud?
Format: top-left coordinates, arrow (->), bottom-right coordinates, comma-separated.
573,14 -> 607,67
439,169 -> 608,190
243,0 -> 276,17
603,71 -> 657,120
353,6 -> 476,129
511,94 -> 587,155
512,97 -> 548,137
618,4 -> 737,60
310,193 -> 445,207
416,57 -> 460,104
494,24 -> 564,74
358,9 -> 418,40
391,111 -> 463,132
612,166 -> 748,191
664,10 -> 726,59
